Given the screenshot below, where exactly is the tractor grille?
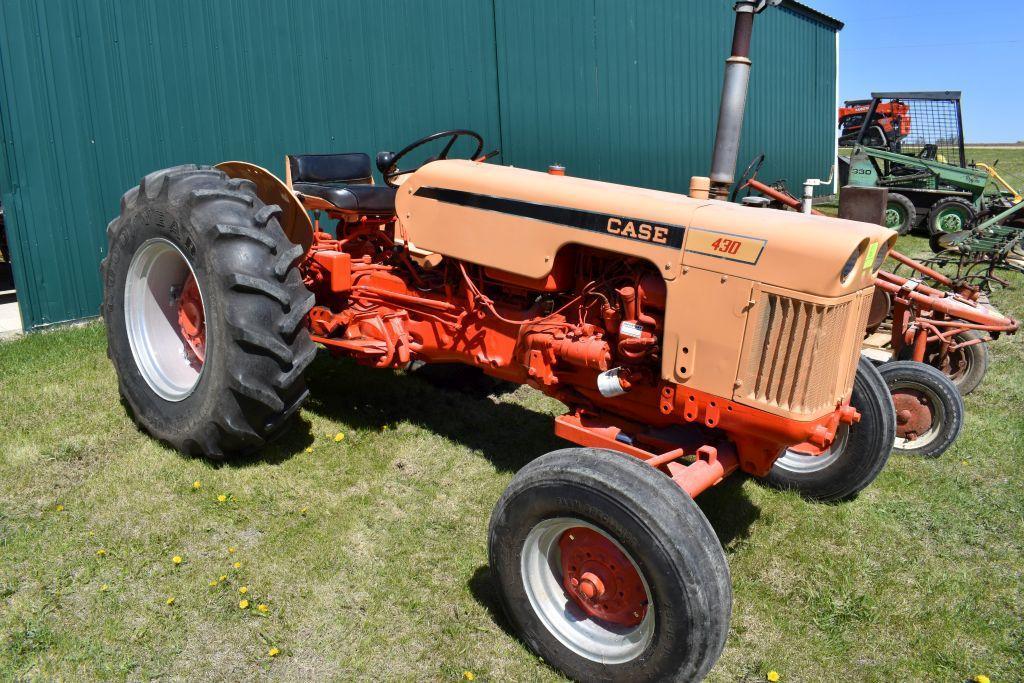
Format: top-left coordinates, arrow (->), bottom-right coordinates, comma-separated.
737,289 -> 868,416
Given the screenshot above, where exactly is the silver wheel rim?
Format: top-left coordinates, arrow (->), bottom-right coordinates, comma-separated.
520,517 -> 655,664
891,380 -> 946,450
774,423 -> 850,474
124,238 -> 206,401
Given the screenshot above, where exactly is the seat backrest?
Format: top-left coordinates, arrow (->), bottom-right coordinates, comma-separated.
286,153 -> 372,185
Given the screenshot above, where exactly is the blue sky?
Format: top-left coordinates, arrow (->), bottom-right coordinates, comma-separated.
808,0 -> 1023,142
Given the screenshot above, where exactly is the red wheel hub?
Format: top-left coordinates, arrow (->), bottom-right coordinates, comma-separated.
893,388 -> 933,441
559,527 -> 648,627
177,273 -> 206,364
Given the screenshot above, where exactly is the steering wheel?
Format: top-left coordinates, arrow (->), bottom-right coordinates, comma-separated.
730,153 -> 766,203
377,129 -> 485,187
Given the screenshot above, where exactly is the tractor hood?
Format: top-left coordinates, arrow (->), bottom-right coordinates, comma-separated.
396,160 -> 895,298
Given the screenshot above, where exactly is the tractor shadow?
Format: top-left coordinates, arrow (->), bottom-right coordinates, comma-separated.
297,352 -> 564,473
299,351 -> 763,545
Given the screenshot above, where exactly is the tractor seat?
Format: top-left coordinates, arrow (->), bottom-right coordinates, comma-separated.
287,152 -> 396,215
292,182 -> 397,214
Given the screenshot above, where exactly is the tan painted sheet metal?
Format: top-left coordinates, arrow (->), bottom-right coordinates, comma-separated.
397,160 -> 706,281
215,161 -> 314,251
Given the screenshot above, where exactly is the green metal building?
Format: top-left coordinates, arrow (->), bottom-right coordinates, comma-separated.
0,0 -> 842,332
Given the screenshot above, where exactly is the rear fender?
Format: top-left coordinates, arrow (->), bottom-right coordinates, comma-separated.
215,161 -> 314,251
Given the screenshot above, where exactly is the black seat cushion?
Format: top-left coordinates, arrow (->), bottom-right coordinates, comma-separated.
293,182 -> 397,214
288,153 -> 372,184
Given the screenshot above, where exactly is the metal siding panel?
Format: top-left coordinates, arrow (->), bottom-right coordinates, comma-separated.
495,0 -> 837,196
0,0 -> 501,329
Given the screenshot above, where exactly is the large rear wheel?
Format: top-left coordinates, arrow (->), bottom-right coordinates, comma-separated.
764,357 -> 895,502
489,448 -> 731,681
102,165 -> 316,459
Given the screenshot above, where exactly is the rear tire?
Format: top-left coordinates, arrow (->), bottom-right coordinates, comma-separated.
763,357 -> 895,502
928,197 -> 976,235
878,361 -> 963,459
885,193 -> 916,235
488,448 -> 731,682
101,165 -> 316,459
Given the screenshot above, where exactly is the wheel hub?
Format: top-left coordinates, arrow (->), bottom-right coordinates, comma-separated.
177,273 -> 206,364
559,527 -> 647,627
885,207 -> 902,228
893,388 -> 933,442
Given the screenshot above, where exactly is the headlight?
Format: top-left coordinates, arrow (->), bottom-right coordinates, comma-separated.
871,238 -> 894,274
840,240 -> 866,284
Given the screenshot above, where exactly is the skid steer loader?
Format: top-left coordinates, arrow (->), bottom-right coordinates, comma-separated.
101,2 -> 897,679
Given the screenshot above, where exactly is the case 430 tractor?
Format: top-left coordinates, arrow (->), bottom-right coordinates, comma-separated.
102,2 -> 897,680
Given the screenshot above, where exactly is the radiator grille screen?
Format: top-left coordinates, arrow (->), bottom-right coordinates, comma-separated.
738,293 -> 854,414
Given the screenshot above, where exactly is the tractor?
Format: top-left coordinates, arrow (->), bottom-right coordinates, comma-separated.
838,92 -> 1024,242
101,2 -> 897,679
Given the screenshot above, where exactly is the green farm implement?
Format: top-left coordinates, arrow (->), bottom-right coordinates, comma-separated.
839,92 -> 1024,288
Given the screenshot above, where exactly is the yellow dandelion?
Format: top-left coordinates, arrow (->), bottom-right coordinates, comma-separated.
100,584 -> 109,592
217,494 -> 227,503
219,574 -> 227,582
233,561 -> 241,569
96,548 -> 107,557
209,580 -> 218,587
334,432 -> 345,442
192,480 -> 201,490
382,425 -> 388,431
166,596 -> 175,606
300,507 -> 308,515
268,647 -> 280,657
172,555 -> 182,565
228,546 -> 236,554
257,603 -> 269,613
88,530 -> 95,537
767,672 -> 780,682
55,504 -> 64,512
239,599 -> 250,609
975,676 -> 991,683
305,446 -> 314,453
463,672 -> 476,681
239,586 -> 248,594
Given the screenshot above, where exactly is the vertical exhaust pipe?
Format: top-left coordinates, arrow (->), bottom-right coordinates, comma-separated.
709,0 -> 780,200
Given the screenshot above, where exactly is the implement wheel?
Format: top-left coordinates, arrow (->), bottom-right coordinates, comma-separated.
764,357 -> 895,502
903,330 -> 990,396
102,165 -> 316,459
885,193 -> 916,235
879,361 -> 964,458
489,448 -> 730,681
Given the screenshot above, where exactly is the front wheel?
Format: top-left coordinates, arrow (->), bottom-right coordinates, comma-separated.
488,448 -> 731,682
885,193 -> 917,235
763,357 -> 895,502
879,361 -> 964,458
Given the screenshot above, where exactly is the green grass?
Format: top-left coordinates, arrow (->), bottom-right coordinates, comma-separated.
1,237 -> 1023,682
965,146 -> 1024,185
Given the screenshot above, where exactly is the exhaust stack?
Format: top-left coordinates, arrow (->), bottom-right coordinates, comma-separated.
708,0 -> 780,200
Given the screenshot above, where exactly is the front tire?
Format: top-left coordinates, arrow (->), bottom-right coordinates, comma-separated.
101,165 -> 316,459
488,448 -> 731,682
764,357 -> 895,502
879,361 -> 964,458
885,193 -> 917,235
